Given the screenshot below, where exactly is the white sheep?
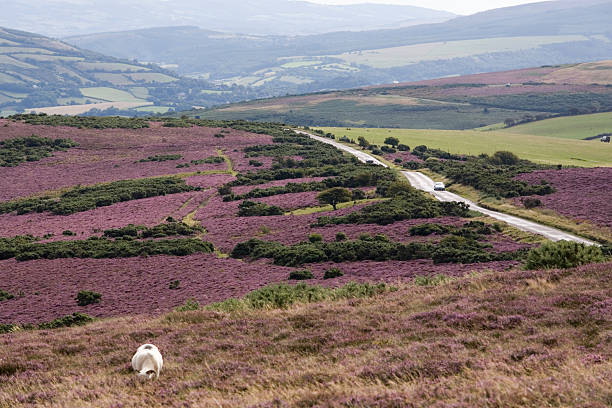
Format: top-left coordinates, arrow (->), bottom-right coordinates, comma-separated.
131,344 -> 163,379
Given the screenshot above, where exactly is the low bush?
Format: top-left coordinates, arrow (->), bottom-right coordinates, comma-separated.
289,270 -> 314,280
324,268 -> 344,279
335,232 -> 347,242
309,234 -> 323,243
38,313 -> 94,329
0,135 -> 78,167
249,160 -> 263,167
525,241 -> 605,269
522,197 -> 543,209
0,177 -> 198,216
138,154 -> 182,163
414,274 -> 453,286
174,298 -> 200,311
1,237 -> 213,261
62,230 -> 76,236
0,290 -> 15,301
207,282 -> 392,312
76,290 -> 101,306
169,280 -> 180,290
103,221 -> 203,239
238,200 -> 283,216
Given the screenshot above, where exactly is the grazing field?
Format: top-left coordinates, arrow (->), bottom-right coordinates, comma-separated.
0,262 -> 610,406
25,101 -> 153,115
319,127 -> 612,167
79,87 -> 146,103
500,111 -> 612,140
329,35 -> 589,68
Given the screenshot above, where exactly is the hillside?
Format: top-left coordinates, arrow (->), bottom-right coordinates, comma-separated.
65,0 -> 612,97
1,262 -> 610,406
0,27 -> 254,117
185,61 -> 612,130
0,0 -> 455,37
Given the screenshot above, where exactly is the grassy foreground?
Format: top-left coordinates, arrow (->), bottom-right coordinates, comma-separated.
319,127 -> 612,167
1,264 -> 610,407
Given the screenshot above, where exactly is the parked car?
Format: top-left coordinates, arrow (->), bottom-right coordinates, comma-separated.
433,182 -> 445,191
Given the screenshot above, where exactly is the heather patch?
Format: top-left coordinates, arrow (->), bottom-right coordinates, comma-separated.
515,167 -> 612,230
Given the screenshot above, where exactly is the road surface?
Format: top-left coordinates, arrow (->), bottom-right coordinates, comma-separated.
298,130 -> 597,245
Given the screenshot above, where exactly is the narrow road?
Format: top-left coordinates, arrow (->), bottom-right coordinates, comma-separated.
298,130 -> 597,245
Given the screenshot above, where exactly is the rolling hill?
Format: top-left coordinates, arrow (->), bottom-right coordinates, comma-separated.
0,27 -> 258,116
65,0 -> 612,97
184,61 -> 612,130
0,0 -> 455,37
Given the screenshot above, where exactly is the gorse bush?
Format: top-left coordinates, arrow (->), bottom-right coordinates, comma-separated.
11,114 -> 149,129
0,177 -> 198,216
525,241 -> 605,270
522,197 -> 543,209
0,135 -> 78,167
0,290 -> 15,301
324,268 -> 344,279
231,235 -> 521,267
289,270 -> 314,280
138,154 -> 182,163
238,200 -> 283,216
207,282 -> 392,312
103,221 -> 203,239
76,290 -> 101,306
0,236 -> 213,261
38,313 -> 94,329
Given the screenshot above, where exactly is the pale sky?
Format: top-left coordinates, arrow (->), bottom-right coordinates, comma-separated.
308,0 -> 546,15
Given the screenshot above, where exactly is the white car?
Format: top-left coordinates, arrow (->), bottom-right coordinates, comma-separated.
433,182 -> 445,191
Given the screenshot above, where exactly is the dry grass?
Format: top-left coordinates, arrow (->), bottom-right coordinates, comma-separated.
1,262 -> 610,407
542,60 -> 612,85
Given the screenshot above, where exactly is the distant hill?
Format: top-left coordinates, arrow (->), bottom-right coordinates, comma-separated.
0,27 -> 257,116
185,61 -> 612,130
0,0 -> 455,37
65,0 -> 612,98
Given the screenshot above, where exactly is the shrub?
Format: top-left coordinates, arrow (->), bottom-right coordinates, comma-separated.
398,144 -> 410,151
308,233 -> 323,243
214,133 -> 225,138
218,185 -> 232,196
335,232 -> 347,241
394,158 -> 403,163
384,137 -> 400,147
249,160 -> 263,167
38,313 -> 94,329
76,290 -> 101,306
238,200 -> 283,216
410,223 -> 451,236
522,197 -> 542,209
380,145 -> 396,154
289,270 -> 314,280
525,241 -> 605,269
0,290 -> 15,301
414,274 -> 453,286
490,151 -> 520,165
174,298 -> 200,311
324,268 -> 344,279
169,280 -> 180,290
62,230 -> 76,236
317,187 -> 352,210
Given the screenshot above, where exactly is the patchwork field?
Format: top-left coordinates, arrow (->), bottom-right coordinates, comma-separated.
318,127 -> 612,167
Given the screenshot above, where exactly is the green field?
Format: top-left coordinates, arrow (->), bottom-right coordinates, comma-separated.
134,106 -> 171,113
126,72 -> 177,83
76,62 -> 149,72
498,111 -> 612,139
280,60 -> 322,69
79,87 -> 145,103
328,35 -> 588,68
319,127 -> 612,167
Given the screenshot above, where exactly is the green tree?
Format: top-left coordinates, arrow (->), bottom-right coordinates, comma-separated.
384,137 -> 400,147
357,136 -> 370,149
317,187 -> 352,210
